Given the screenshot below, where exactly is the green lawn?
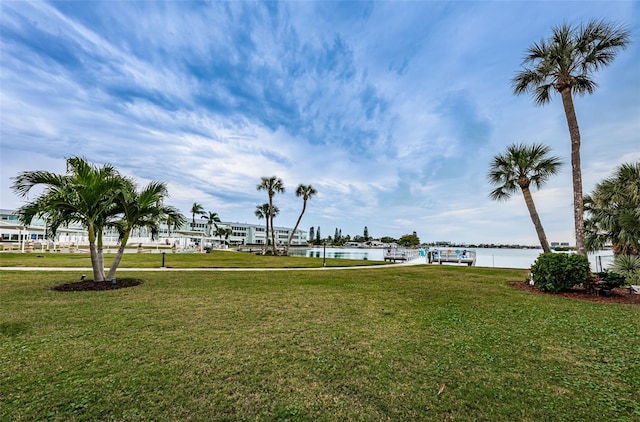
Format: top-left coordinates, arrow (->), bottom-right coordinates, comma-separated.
0,250 -> 388,269
1,264 -> 639,421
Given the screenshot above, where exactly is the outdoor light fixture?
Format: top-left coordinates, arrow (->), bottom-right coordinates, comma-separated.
323,242 -> 326,267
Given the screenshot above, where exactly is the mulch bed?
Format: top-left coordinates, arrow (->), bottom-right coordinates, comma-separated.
52,278 -> 142,292
509,281 -> 640,304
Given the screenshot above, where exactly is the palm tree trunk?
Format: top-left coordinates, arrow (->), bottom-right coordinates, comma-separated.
522,187 -> 551,253
560,88 -> 587,257
87,225 -> 104,281
285,201 -> 307,255
613,243 -> 640,256
97,229 -> 106,281
106,231 -> 130,281
269,197 -> 277,255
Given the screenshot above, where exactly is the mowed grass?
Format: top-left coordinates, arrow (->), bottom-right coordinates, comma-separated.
1,265 -> 639,421
0,250 -> 388,269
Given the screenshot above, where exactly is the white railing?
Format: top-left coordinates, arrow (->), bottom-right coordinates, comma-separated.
431,248 -> 476,266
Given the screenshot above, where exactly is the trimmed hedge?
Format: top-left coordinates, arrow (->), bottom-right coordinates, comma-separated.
531,252 -> 590,293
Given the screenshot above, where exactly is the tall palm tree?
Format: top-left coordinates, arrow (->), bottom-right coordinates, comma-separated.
285,184 -> 317,255
257,176 -> 285,254
12,157 -> 128,281
488,143 -> 563,253
255,202 -> 279,250
584,161 -> 640,256
106,180 -> 185,280
190,202 -> 205,231
512,19 -> 630,256
202,211 -> 221,237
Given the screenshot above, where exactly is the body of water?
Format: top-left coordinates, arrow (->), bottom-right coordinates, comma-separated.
289,247 -> 614,270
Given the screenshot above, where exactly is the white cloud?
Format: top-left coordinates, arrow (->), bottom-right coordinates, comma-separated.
1,0 -> 637,245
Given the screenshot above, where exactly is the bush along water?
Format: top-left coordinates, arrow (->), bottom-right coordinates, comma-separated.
531,253 -> 590,293
595,271 -> 627,291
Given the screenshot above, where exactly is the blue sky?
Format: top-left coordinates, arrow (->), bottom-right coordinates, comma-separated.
1,1 -> 639,245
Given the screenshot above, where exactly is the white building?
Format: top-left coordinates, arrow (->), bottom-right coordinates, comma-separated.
0,209 -> 307,250
224,222 -> 306,246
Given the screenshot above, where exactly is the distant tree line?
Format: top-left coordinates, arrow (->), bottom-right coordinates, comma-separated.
306,226 -> 421,247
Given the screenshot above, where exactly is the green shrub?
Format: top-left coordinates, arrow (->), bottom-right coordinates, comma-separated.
595,271 -> 627,290
531,253 -> 590,293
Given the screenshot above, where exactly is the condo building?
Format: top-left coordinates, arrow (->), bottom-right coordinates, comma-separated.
0,209 -> 307,251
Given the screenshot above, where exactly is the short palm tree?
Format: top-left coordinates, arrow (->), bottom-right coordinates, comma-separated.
202,211 -> 221,237
255,203 -> 269,247
512,19 -> 630,256
285,184 -> 317,255
13,157 -> 184,281
190,202 -> 205,231
11,157 -> 126,281
106,180 -> 185,280
257,176 -> 285,254
12,157 -> 128,281
584,161 -> 640,256
488,143 -> 563,252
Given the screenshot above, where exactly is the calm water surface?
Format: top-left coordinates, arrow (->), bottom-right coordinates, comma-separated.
289,247 -> 613,270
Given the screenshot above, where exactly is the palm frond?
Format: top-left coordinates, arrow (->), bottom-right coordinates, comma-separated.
513,19 -> 629,103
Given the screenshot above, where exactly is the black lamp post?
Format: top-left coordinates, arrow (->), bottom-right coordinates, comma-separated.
161,251 -> 166,268
323,242 -> 326,267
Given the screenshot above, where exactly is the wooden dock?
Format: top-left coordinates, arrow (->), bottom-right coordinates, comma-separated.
384,248 -> 418,262
430,249 -> 476,266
